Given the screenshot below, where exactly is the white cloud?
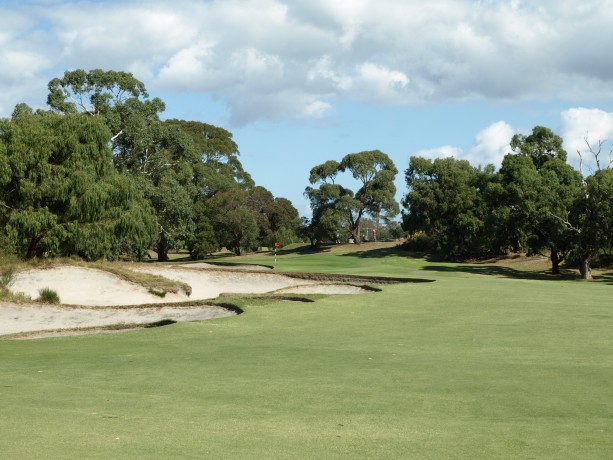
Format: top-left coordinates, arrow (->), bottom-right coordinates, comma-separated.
411,121 -> 515,168
2,1 -> 613,123
466,121 -> 515,168
355,63 -> 409,103
413,145 -> 464,161
560,107 -> 613,173
303,100 -> 332,118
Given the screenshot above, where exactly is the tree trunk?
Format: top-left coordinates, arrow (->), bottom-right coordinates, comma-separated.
157,231 -> 169,262
579,257 -> 592,280
550,250 -> 560,275
351,227 -> 361,244
26,235 -> 41,259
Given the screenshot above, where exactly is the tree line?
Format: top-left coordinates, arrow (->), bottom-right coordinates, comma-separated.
2,70 -> 611,278
0,69 -> 302,261
401,127 -> 613,279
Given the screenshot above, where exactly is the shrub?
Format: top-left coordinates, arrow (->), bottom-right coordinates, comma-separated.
0,268 -> 14,289
38,287 -> 60,304
148,288 -> 166,298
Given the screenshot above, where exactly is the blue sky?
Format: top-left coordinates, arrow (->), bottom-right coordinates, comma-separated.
2,0 -> 613,217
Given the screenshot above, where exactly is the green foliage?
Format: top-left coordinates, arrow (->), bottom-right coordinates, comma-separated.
0,107 -> 156,260
204,188 -> 260,255
0,268 -> 13,290
148,288 -> 166,298
188,212 -> 219,260
510,125 -> 567,169
306,150 -> 399,244
569,168 -> 613,278
37,287 -> 60,304
164,119 -> 254,195
402,126 -> 613,280
402,156 -> 495,257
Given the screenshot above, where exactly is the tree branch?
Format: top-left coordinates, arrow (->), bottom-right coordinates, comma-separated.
548,211 -> 581,233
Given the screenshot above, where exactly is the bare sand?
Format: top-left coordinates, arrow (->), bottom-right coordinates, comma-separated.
0,303 -> 234,337
2,263 -> 372,337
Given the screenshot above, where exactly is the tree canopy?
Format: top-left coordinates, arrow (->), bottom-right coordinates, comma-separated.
306,150 -> 399,244
0,105 -> 156,260
1,69 -> 301,261
402,126 -> 612,279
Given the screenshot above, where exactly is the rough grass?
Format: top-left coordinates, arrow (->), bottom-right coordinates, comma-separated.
0,248 -> 612,459
37,287 -> 60,304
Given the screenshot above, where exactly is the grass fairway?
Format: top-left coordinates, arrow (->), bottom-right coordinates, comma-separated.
1,247 -> 612,459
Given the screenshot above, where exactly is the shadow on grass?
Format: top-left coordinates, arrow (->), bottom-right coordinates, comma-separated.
420,264 -> 586,282
337,245 -> 420,259
278,245 -> 333,255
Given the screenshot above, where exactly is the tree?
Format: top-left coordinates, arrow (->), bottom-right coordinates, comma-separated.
188,200 -> 219,259
265,197 -> 301,246
47,69 -> 165,168
47,71 -> 256,261
164,119 -> 253,195
495,127 -> 584,274
206,188 -> 259,255
576,169 -> 613,278
402,156 -> 495,257
47,69 -> 186,261
0,106 -> 156,260
510,125 -> 567,170
306,150 -> 399,244
560,139 -> 613,279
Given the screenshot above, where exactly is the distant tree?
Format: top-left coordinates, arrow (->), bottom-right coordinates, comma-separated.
188,200 -> 219,259
265,197 -> 301,246
0,105 -> 156,260
306,150 -> 399,244
206,188 -> 259,255
402,156 -> 495,257
486,152 -> 583,273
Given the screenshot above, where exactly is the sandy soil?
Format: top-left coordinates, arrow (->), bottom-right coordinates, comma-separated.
10,266 -> 188,306
2,264 -> 372,338
0,303 -> 234,337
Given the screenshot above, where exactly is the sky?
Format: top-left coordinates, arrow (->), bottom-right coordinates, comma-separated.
2,0 -> 613,217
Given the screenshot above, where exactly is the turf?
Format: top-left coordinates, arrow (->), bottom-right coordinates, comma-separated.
1,247 -> 612,459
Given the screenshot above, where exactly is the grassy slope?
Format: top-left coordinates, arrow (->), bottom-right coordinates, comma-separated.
0,247 -> 612,459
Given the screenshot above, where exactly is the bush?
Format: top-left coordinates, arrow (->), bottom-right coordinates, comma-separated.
38,287 -> 60,304
0,268 -> 14,290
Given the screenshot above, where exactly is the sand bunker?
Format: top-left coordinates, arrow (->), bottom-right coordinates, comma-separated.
10,266 -> 188,306
2,263 -> 374,337
0,303 -> 233,337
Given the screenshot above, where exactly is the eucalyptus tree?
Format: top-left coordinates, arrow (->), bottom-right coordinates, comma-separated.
510,125 -> 567,170
164,119 -> 253,195
0,105 -> 156,260
47,68 -> 165,170
205,188 -> 259,256
492,127 -> 584,274
402,156 -> 494,257
306,150 -> 399,244
572,168 -> 613,278
46,71 -> 253,260
559,140 -> 613,279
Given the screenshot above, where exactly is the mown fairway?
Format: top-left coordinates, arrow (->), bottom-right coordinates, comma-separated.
1,247 -> 612,459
